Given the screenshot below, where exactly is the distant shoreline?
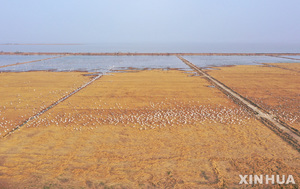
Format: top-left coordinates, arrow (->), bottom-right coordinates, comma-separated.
0,52 -> 300,56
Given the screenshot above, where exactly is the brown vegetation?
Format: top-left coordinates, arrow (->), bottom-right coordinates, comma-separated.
0,72 -> 91,136
0,69 -> 299,188
208,63 -> 300,131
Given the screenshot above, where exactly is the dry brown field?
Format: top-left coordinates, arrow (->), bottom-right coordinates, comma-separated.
0,72 -> 92,137
0,68 -> 299,188
208,63 -> 300,131
267,62 -> 300,72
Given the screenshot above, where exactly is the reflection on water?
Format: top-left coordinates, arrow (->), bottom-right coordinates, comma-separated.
0,56 -> 189,73
0,55 -> 55,67
1,55 -> 299,73
278,56 -> 300,60
183,55 -> 299,67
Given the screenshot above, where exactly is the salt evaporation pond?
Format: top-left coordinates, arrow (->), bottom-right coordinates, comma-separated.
183,55 -> 300,68
0,55 -> 55,67
0,55 -> 190,73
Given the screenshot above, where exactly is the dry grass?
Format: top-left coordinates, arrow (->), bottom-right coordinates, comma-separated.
0,69 -> 299,188
268,62 -> 300,72
0,71 -> 91,136
208,63 -> 300,130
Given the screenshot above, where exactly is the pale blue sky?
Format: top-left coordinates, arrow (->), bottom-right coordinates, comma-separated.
1,0 -> 300,44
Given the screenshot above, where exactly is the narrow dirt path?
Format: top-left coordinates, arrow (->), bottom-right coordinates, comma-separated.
178,56 -> 300,152
261,63 -> 300,73
2,74 -> 102,138
0,56 -> 64,69
269,55 -> 300,61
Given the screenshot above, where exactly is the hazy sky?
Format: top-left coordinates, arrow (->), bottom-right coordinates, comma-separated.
1,0 -> 300,44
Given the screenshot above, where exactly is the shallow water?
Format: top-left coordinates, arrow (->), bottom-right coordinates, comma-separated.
1,55 -> 299,73
0,55 -> 55,67
0,55 -> 189,72
182,55 -> 300,67
278,56 -> 300,60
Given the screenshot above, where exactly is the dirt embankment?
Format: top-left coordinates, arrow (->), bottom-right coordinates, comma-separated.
0,72 -> 92,137
208,63 -> 300,131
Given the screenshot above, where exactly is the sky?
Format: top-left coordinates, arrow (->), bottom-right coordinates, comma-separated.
1,0 -> 300,44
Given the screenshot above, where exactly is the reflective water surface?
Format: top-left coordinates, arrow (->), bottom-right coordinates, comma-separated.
0,55 -> 189,72
183,55 -> 300,67
0,55 -> 55,67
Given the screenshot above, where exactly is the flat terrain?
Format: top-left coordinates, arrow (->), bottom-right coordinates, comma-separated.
0,72 -> 91,136
1,52 -> 300,56
208,63 -> 300,130
267,62 -> 300,72
0,69 -> 299,188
